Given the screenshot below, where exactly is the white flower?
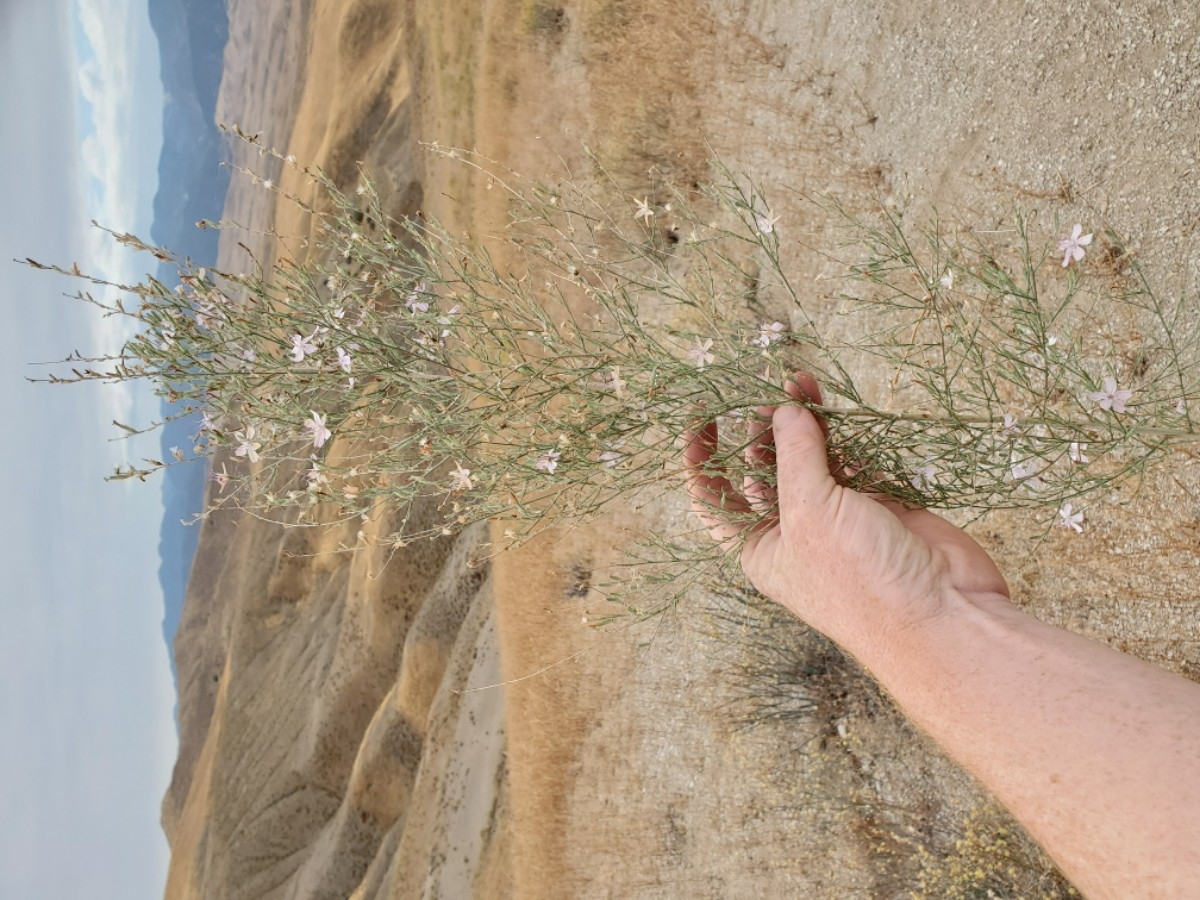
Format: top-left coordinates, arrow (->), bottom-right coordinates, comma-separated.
234,426 -> 261,463
939,269 -> 954,290
536,449 -> 561,474
1057,223 -> 1093,268
634,197 -> 654,221
305,411 -> 332,449
688,337 -> 715,369
754,208 -> 780,235
241,346 -> 257,363
1058,502 -> 1085,533
289,331 -> 318,362
199,411 -> 215,433
335,347 -> 353,373
449,463 -> 474,491
1087,376 -> 1132,413
1001,413 -> 1021,436
909,463 -> 938,491
1068,441 -> 1089,464
210,463 -> 230,491
262,179 -> 274,191
751,322 -> 786,348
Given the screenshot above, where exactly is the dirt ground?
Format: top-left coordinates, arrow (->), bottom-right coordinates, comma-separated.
163,1 -> 1200,897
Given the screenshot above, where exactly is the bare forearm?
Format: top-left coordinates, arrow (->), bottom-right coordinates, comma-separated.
685,387 -> 1200,895
854,592 -> 1200,900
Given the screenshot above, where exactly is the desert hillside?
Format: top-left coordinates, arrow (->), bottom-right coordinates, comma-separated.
164,2 -> 1200,897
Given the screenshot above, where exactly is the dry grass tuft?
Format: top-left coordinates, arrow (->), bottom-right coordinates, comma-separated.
706,586 -> 1079,896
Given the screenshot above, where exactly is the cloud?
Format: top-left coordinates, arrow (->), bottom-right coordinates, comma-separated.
0,6 -> 176,897
73,0 -> 165,452
75,0 -> 162,226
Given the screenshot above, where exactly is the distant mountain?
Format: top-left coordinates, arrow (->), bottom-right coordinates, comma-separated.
146,0 -> 230,686
147,0 -> 230,261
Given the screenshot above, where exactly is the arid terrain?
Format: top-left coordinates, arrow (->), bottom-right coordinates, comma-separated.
164,1 -> 1200,897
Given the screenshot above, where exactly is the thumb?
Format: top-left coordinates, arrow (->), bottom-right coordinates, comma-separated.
771,405 -> 837,513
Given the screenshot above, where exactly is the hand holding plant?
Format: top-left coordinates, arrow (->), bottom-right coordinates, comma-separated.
686,371 -> 1010,654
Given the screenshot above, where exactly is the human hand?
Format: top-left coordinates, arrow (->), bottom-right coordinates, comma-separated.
684,373 -> 1010,657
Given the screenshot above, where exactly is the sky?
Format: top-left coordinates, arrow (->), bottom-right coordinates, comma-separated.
0,1 -> 177,897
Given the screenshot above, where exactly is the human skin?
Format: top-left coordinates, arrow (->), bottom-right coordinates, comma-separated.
684,373 -> 1200,900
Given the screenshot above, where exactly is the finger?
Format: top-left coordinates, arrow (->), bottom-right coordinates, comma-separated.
785,372 -> 824,426
784,371 -> 851,477
770,402 -> 838,518
744,407 -> 777,511
683,420 -> 752,547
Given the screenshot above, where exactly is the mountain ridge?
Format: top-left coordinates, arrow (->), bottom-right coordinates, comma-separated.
145,0 -> 230,687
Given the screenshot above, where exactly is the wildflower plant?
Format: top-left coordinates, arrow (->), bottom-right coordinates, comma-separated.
29,136 -> 1200,614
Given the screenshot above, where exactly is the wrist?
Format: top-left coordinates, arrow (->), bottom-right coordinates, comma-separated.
834,583 -> 1008,680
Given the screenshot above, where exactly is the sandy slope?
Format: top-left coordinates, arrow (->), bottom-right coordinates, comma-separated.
165,1 -> 1200,897
164,3 -> 511,897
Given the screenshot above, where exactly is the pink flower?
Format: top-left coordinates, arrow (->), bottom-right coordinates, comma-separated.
909,463 -> 938,491
305,460 -> 328,490
1087,376 -> 1132,413
335,347 -> 353,373
234,426 -> 261,463
751,322 -> 785,348
536,449 -> 561,474
449,463 -> 474,491
1058,502 -> 1085,533
1057,224 -> 1093,268
305,411 -> 332,449
405,282 -> 430,313
688,338 -> 715,369
289,331 -> 317,362
1010,459 -> 1046,492
754,209 -> 780,235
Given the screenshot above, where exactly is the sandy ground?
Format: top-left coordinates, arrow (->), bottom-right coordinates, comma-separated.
164,1 -> 1200,897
